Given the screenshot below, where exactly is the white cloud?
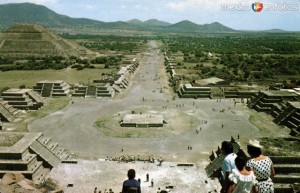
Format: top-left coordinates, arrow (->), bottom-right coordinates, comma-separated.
85,4 -> 97,10
167,0 -> 209,11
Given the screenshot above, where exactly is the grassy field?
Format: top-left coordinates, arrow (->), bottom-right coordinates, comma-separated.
0,67 -> 117,88
15,97 -> 70,132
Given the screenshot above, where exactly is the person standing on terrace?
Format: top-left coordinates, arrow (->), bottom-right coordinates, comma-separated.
221,141 -> 237,193
122,169 -> 141,193
246,140 -> 275,193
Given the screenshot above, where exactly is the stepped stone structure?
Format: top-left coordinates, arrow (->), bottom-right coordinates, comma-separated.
0,132 -> 69,185
72,85 -> 88,97
248,90 -> 300,136
72,83 -> 115,98
33,80 -> 70,97
0,98 -> 19,122
206,138 -> 300,193
274,102 -> 300,136
0,24 -> 94,57
164,56 -> 178,78
271,156 -> 300,192
113,58 -> 138,92
178,83 -> 257,99
178,83 -> 211,98
223,88 -> 257,99
165,54 -> 257,99
73,58 -> 139,98
248,91 -> 299,112
0,89 -> 44,110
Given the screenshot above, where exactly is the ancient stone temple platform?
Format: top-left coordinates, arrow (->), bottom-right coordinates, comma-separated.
120,114 -> 164,127
0,98 -> 19,122
0,89 -> 43,110
248,90 -> 300,136
33,80 -> 70,97
0,132 -> 69,185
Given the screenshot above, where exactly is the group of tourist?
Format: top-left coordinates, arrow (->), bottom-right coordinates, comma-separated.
221,139 -> 275,193
118,139 -> 274,193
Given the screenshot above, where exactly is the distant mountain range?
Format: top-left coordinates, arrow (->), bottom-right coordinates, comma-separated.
0,2 -> 235,33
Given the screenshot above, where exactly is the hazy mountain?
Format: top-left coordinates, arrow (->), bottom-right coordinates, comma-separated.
0,3 -> 104,30
144,19 -> 171,27
0,3 -> 236,33
202,22 -> 235,32
165,20 -> 203,32
127,19 -> 144,25
262,29 -> 286,33
127,19 -> 171,27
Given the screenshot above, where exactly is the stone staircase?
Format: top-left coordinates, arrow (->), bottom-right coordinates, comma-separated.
248,92 -> 264,108
72,86 -> 87,97
97,84 -> 115,97
0,98 -> 19,122
272,156 -> 300,193
41,83 -> 53,97
0,151 -> 51,185
86,85 -> 97,97
36,136 -> 70,160
0,132 -> 71,186
34,80 -> 70,97
1,89 -> 44,110
30,140 -> 61,168
274,102 -> 300,136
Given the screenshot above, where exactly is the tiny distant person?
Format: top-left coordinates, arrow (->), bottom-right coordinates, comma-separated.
221,141 -> 237,193
229,156 -> 257,193
246,140 -> 275,193
122,169 -> 141,193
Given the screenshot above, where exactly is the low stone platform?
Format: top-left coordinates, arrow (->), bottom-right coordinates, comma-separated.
120,114 -> 164,127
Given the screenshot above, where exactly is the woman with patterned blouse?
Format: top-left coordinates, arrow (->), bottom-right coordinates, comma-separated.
246,140 -> 275,193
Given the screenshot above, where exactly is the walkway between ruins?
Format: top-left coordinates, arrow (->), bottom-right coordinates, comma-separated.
28,40 -> 262,161
27,40 -> 288,193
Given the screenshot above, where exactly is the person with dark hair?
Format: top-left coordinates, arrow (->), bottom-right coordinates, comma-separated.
229,156 -> 257,193
122,169 -> 141,193
220,141 -> 237,193
246,140 -> 275,193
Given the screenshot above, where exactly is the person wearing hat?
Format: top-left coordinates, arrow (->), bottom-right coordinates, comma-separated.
246,139 -> 275,193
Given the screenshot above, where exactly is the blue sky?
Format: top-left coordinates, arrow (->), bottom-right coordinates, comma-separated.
1,0 -> 300,31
